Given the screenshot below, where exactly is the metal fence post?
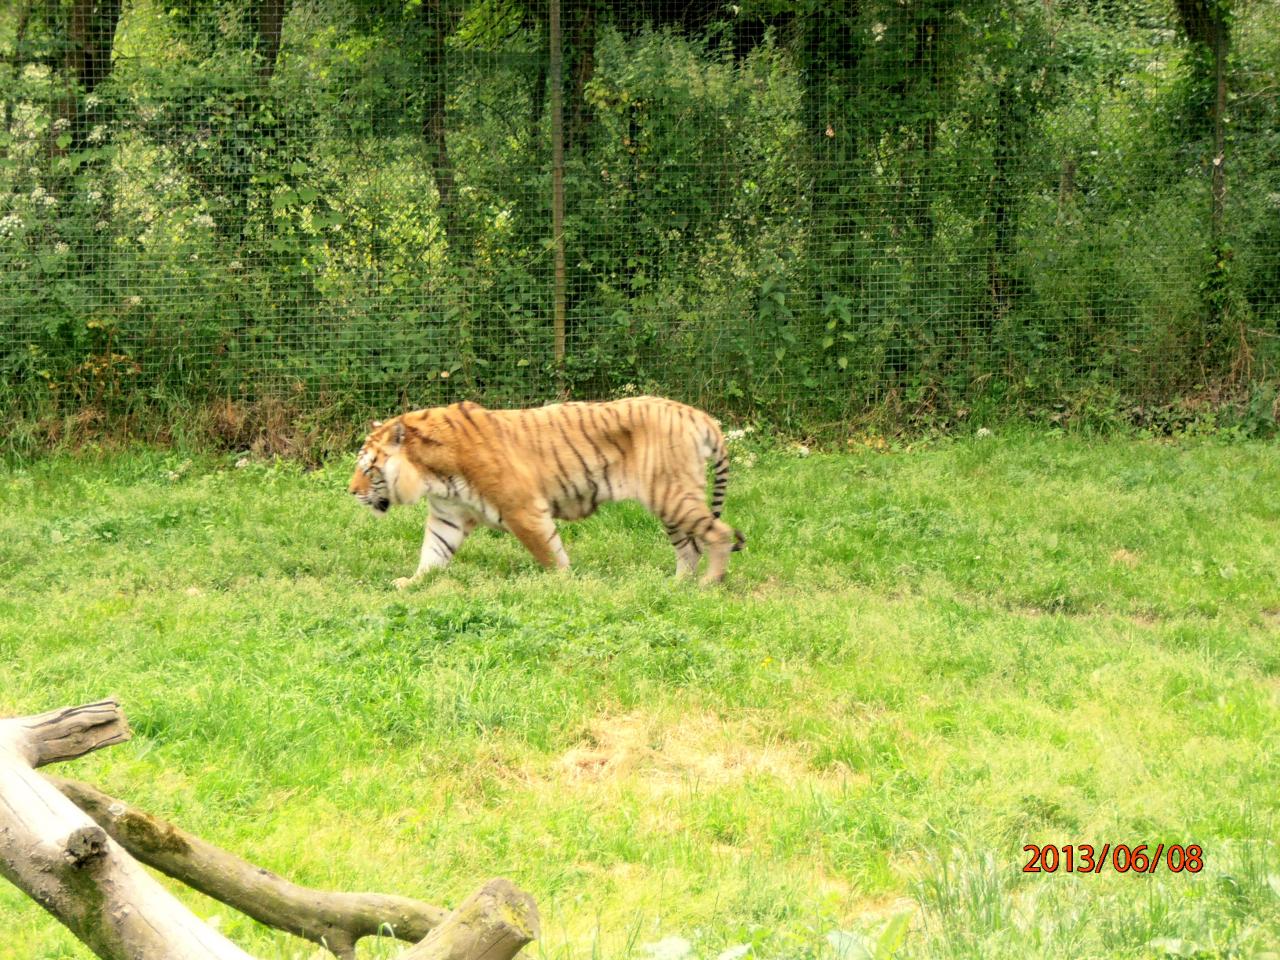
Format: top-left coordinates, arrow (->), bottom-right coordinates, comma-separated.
549,0 -> 567,396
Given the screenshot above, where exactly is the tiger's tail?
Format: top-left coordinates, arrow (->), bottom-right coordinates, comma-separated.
710,433 -> 729,519
709,426 -> 746,552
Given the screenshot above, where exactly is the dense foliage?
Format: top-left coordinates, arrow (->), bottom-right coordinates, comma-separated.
0,0 -> 1277,440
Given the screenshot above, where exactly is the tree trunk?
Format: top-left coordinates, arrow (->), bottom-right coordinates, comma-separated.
800,7 -> 861,305
257,0 -> 288,80
60,0 -> 122,152
1172,0 -> 1231,337
1210,17 -> 1226,245
566,0 -> 595,153
1171,0 -> 1229,237
65,0 -> 121,96
911,13 -> 939,241
1173,0 -> 1228,59
986,84 -> 1020,329
422,0 -> 463,251
3,0 -> 33,144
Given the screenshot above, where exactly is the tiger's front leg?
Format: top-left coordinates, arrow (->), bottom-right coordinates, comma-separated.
393,500 -> 477,589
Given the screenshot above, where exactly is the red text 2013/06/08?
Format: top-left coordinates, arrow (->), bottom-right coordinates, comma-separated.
1023,844 -> 1204,875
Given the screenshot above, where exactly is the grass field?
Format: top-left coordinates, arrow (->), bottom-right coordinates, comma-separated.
1,432 -> 1278,960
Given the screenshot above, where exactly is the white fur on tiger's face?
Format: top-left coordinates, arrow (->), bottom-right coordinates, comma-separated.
348,397 -> 745,589
348,420 -> 403,516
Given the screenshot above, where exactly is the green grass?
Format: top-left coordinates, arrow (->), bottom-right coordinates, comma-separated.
1,432 -> 1278,960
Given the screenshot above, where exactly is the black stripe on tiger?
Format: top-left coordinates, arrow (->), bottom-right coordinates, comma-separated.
710,447 -> 730,519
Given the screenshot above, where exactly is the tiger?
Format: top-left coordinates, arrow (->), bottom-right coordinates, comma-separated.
348,396 -> 745,588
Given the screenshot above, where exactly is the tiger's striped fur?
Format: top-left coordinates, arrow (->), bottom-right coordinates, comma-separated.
348,396 -> 745,588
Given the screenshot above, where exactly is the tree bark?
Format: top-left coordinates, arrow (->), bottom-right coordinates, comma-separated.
422,0 -> 463,250
399,878 -> 540,960
566,0 -> 595,154
1172,0 -> 1231,335
1210,17 -> 1226,244
257,0 -> 288,80
2,0 -> 33,143
59,0 -> 122,154
986,83 -> 1021,328
1173,0 -> 1227,53
13,699 -> 131,768
65,0 -> 121,96
50,776 -> 448,960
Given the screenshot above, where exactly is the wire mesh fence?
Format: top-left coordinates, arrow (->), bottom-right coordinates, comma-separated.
1,0 -> 1277,438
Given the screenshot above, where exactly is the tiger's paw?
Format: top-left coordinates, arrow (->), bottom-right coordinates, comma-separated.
392,576 -> 419,591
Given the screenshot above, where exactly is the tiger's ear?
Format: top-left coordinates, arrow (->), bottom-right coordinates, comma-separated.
370,419 -> 383,430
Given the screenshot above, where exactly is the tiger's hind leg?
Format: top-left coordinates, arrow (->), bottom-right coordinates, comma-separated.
696,516 -> 741,585
663,521 -> 702,579
656,492 -> 739,585
505,508 -> 571,571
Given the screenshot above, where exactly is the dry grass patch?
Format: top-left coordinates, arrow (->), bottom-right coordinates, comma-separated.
1109,548 -> 1140,568
554,710 -> 810,792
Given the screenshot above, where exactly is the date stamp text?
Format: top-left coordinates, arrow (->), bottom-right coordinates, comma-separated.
1022,844 -> 1204,875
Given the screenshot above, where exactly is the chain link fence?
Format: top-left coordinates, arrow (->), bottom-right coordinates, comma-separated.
1,0 -> 1278,441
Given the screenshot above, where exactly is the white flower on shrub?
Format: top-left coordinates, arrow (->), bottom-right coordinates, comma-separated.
192,213 -> 215,230
87,189 -> 103,203
95,220 -> 109,231
52,117 -> 70,132
84,93 -> 101,109
87,125 -> 107,144
53,242 -> 69,255
0,213 -> 23,237
125,295 -> 142,308
228,260 -> 242,270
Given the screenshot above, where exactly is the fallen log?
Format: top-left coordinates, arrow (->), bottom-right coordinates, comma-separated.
0,700 -> 539,960
49,775 -> 447,959
399,878 -> 541,960
0,699 -> 254,959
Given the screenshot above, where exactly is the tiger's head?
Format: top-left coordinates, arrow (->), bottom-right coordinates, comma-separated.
349,419 -> 406,516
351,410 -> 459,515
